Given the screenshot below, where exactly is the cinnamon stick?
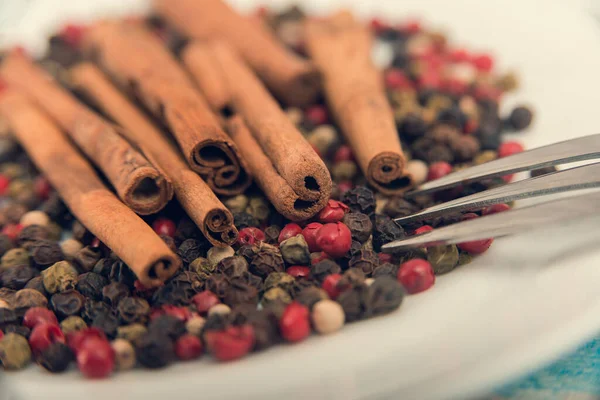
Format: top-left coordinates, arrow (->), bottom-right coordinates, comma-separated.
81,20 -> 250,196
0,51 -> 173,215
304,12 -> 413,195
70,62 -> 238,246
182,41 -> 331,221
0,89 -> 180,287
152,0 -> 321,107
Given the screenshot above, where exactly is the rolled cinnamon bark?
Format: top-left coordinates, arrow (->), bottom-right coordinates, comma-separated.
0,51 -> 173,215
81,20 -> 250,196
0,89 -> 180,287
152,0 -> 321,107
304,12 -> 413,195
70,62 -> 238,246
182,41 -> 331,220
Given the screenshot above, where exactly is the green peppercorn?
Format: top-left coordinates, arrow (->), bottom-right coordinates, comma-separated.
60,316 -> 87,334
1,248 -> 30,269
189,257 -> 215,279
280,234 -> 311,266
263,272 -> 295,292
331,161 -> 358,182
207,246 -> 235,266
246,197 -> 270,224
473,150 -> 497,165
307,125 -> 338,155
457,252 -> 473,267
42,260 -> 79,294
0,333 -> 31,370
117,323 -> 148,342
427,245 -> 460,275
13,288 -> 48,309
261,287 -> 292,307
223,194 -> 249,214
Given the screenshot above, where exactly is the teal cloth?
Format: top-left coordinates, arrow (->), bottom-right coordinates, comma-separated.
494,336 -> 600,399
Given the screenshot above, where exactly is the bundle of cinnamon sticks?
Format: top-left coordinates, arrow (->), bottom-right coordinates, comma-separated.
0,2 -> 413,285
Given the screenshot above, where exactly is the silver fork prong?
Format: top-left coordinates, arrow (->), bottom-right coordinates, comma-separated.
406,134 -> 600,197
382,190 -> 600,252
394,161 -> 600,225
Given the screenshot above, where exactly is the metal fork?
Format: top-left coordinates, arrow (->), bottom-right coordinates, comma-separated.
381,134 -> 600,252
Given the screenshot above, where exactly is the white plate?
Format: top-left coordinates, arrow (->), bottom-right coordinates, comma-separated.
2,0 -> 600,399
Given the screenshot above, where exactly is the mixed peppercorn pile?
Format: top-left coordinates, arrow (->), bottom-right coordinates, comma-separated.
0,6 -> 536,378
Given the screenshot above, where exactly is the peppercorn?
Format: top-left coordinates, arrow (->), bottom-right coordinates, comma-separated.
224,194 -> 249,214
301,222 -> 322,253
23,276 -> 48,298
279,234 -> 311,266
246,197 -> 270,224
17,225 -> 50,250
4,325 -> 31,339
310,259 -> 342,283
1,248 -> 30,269
42,260 -> 78,294
372,214 -> 405,252
427,244 -> 459,275
117,324 -> 147,342
397,259 -> 435,294
347,249 -> 378,276
364,276 -> 404,317
205,324 -> 255,362
66,327 -> 107,354
117,297 -> 150,325
287,266 -> 310,278
450,135 -> 481,161
29,322 -> 66,356
72,246 -> 103,273
185,316 -> 206,336
100,282 -> 129,307
398,113 -> 427,140
76,272 -> 108,300
188,256 -> 215,278
0,234 -> 14,258
20,211 -> 50,228
40,193 -> 71,227
37,342 -> 73,373
0,333 -> 31,370
507,105 -> 533,131
262,287 -> 292,307
60,316 -> 87,334
135,332 -> 174,369
307,125 -> 338,155
294,286 -> 329,309
233,211 -> 260,229
111,338 -> 136,370
263,272 -> 295,293
81,300 -> 112,324
207,246 -> 235,266
178,239 -> 209,266
3,204 -> 28,226
107,260 -> 136,288
201,274 -> 229,302
311,299 -> 345,334
336,285 -> 367,322
208,303 -> 232,317
91,310 -> 119,339
372,262 -> 400,278
0,308 -> 18,329
1,264 -> 38,290
279,302 -> 310,342
170,270 -> 204,293
341,186 -> 376,218
339,268 -> 367,289
330,160 -> 357,182
250,248 -> 284,278
151,280 -> 194,307
224,279 -> 258,307
382,197 -> 419,219
76,337 -> 115,378
91,258 -> 111,278
148,315 -> 186,340
30,240 -> 64,269
315,222 -> 352,258
50,290 -> 85,319
263,225 -> 281,244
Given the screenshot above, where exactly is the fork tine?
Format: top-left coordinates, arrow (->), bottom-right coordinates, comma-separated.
394,162 -> 600,225
382,190 -> 600,252
406,134 -> 600,197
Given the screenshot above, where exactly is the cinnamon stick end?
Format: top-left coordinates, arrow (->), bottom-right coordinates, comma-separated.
139,255 -> 182,287
124,166 -> 174,215
367,152 -> 413,195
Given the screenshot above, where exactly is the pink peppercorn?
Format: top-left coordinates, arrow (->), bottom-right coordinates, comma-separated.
302,222 -> 323,252
315,222 -> 352,258
191,291 -> 221,316
333,145 -> 354,163
318,200 -> 349,223
152,218 -> 176,237
59,24 -> 87,48
471,53 -> 494,72
205,325 -> 255,362
457,213 -> 494,254
29,323 -> 65,356
77,337 -> 115,379
67,328 -> 107,353
415,225 -> 434,235
278,223 -> 303,243
498,141 -> 525,158
427,161 -> 453,181
33,176 -> 52,200
151,305 -> 194,322
23,307 -> 58,329
2,223 -> 23,242
279,302 -> 311,343
321,273 -> 343,299
305,105 -> 328,126
237,227 -> 265,245
175,334 -> 204,361
378,252 -> 393,264
311,251 -> 330,265
384,68 -> 412,90
287,266 -> 311,278
0,174 -> 10,196
449,48 -> 470,63
397,259 -> 435,294
482,203 -> 511,216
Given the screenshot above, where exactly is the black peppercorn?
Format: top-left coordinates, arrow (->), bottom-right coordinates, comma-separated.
233,211 -> 260,229
108,260 -> 137,288
0,308 -> 18,329
1,265 -> 38,290
17,225 -> 50,250
339,268 -> 366,289
160,234 -> 178,253
102,282 -> 130,307
437,106 -> 466,130
236,245 -> 257,264
263,225 -> 281,244
71,221 -> 93,245
240,271 -> 263,291
201,313 -> 230,337
246,307 -> 281,351
169,271 -> 204,293
0,234 -> 14,258
364,276 -> 404,317
91,258 -> 112,278
250,249 -> 284,278
117,297 -> 151,325
336,285 -> 367,322
75,272 -> 108,300
223,280 -> 258,307
341,186 -> 376,218
81,299 -> 113,324
507,106 -> 533,131
294,286 -> 328,309
152,281 -> 194,307
91,311 -> 120,338
29,240 -> 64,270
348,249 -> 379,276
372,262 -> 399,278
37,342 -> 73,373
177,239 -> 208,265
342,213 -> 372,244
148,315 -> 186,340
135,332 -> 174,369
4,325 -> 31,339
410,136 -> 435,161
310,259 -> 341,283
216,256 -> 248,278
40,193 -> 72,227
49,289 -> 84,320
72,246 -> 103,273
372,214 -> 406,252
398,113 -> 428,141
204,274 -> 231,301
